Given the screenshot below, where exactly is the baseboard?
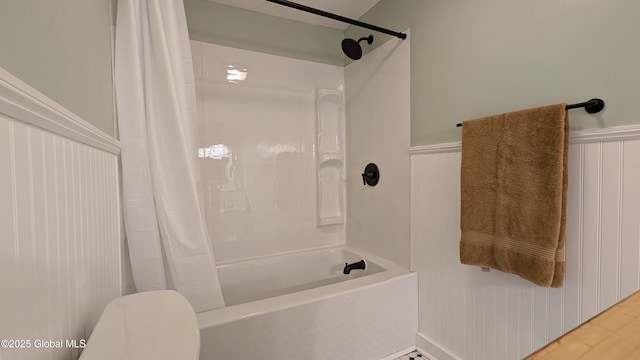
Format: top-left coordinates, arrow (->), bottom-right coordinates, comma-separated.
416,333 -> 459,360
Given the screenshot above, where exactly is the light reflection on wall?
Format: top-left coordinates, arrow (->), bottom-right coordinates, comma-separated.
198,144 -> 247,214
226,65 -> 247,83
255,143 -> 298,159
198,144 -> 232,159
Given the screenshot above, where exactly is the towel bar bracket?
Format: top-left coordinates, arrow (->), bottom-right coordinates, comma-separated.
570,98 -> 605,114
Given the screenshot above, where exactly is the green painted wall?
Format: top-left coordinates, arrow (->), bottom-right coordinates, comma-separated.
347,0 -> 640,146
5,1 -> 635,145
0,0 -> 115,136
184,0 -> 344,66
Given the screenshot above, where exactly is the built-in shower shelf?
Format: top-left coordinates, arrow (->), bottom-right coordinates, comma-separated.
318,152 -> 343,164
317,216 -> 344,227
316,88 -> 345,227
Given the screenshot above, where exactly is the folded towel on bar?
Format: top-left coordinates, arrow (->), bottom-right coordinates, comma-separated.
459,103 -> 569,287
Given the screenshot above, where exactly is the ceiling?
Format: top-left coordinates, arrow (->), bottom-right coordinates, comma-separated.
207,0 -> 381,30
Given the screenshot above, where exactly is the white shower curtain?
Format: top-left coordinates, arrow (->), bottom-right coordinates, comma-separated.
115,0 -> 225,311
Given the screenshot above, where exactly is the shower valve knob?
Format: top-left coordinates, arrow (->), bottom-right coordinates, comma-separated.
361,172 -> 376,184
361,173 -> 370,185
361,163 -> 380,186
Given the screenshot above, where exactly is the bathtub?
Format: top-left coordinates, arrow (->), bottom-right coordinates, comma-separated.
197,246 -> 418,360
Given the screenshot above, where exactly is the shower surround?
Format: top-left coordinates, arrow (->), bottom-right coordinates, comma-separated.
191,40 -> 346,262
191,32 -> 411,267
190,39 -> 416,359
189,30 -> 414,359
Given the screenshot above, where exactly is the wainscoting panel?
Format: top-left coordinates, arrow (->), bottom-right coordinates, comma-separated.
0,68 -> 122,360
411,126 -> 640,360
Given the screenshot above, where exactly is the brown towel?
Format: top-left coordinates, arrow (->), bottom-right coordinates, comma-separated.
459,104 -> 568,287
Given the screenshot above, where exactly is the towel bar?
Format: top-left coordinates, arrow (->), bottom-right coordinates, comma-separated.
455,98 -> 605,127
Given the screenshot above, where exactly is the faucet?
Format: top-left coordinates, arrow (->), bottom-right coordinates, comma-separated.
343,260 -> 366,274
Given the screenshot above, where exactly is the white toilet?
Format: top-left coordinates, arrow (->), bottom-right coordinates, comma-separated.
79,290 -> 200,360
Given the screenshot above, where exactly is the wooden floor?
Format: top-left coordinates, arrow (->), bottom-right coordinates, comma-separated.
525,291 -> 640,359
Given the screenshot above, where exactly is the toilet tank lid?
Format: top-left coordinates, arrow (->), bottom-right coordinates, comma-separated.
79,290 -> 200,360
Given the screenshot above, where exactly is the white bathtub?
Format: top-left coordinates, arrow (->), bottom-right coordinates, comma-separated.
197,246 -> 418,360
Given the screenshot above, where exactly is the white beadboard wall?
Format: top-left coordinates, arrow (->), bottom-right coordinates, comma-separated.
411,125 -> 640,360
0,68 -> 122,360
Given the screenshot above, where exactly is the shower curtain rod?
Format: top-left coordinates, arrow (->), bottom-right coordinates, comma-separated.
265,0 -> 407,39
455,98 -> 605,127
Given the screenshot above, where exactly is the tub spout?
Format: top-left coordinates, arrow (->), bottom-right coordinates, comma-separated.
343,260 -> 366,274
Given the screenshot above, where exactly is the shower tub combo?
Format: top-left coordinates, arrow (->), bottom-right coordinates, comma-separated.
197,246 -> 417,360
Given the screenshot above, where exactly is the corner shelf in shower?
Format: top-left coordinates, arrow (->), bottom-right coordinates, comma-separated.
318,152 -> 343,163
316,89 -> 345,227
